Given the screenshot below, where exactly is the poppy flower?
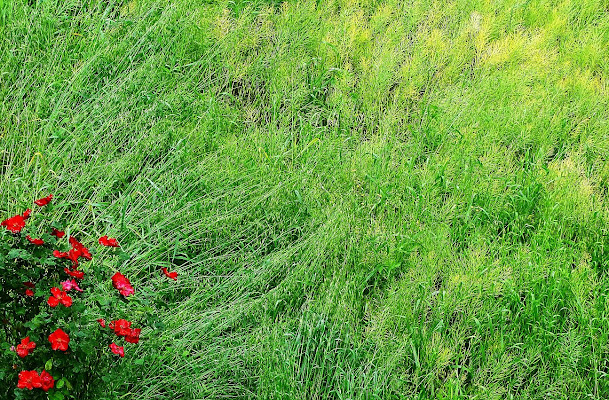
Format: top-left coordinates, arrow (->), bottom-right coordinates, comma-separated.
15,337 -> 36,358
34,194 -> 53,207
23,282 -> 35,288
25,235 -> 44,245
111,272 -> 134,297
125,328 -> 141,344
110,319 -> 132,336
51,228 -> 65,238
48,328 -> 69,351
64,268 -> 84,280
99,235 -> 119,247
97,318 -> 106,328
47,287 -> 72,308
25,289 -> 34,297
109,343 -> 125,358
161,267 -> 178,280
39,370 -> 54,392
61,279 -> 83,292
17,370 -> 41,390
1,210 -> 30,234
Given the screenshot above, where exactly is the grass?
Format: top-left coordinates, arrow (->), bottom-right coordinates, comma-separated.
1,0 -> 609,398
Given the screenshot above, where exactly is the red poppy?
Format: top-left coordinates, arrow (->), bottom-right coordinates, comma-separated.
34,194 -> 53,207
40,370 -> 54,392
48,328 -> 69,351
1,210 -> 30,234
51,228 -> 65,238
23,281 -> 35,288
111,272 -> 134,297
161,267 -> 178,280
15,337 -> 36,358
125,328 -> 142,344
47,287 -> 72,308
25,289 -> 34,297
64,268 -> 84,280
17,370 -> 41,390
97,318 -> 106,328
25,235 -> 44,245
110,319 -> 132,336
99,235 -> 120,247
109,343 -> 125,358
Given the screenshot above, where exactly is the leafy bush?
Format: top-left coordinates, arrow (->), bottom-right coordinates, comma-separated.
0,194 -> 176,399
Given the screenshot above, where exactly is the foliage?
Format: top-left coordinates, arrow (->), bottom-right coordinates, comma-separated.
1,0 -> 609,399
0,197 -> 154,399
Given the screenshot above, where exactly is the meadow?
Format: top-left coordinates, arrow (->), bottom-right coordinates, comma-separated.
1,0 -> 609,398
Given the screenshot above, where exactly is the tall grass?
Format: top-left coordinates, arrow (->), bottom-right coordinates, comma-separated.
1,0 -> 609,398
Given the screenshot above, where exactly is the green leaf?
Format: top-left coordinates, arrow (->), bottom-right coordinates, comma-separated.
56,378 -> 65,389
49,391 -> 65,400
45,359 -> 53,370
8,248 -> 31,260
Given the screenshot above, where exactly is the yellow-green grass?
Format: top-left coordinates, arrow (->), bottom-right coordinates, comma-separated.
1,0 -> 609,398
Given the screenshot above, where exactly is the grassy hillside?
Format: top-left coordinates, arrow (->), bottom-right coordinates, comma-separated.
1,0 -> 609,398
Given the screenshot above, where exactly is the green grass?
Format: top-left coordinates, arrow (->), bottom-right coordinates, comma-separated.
1,0 -> 609,398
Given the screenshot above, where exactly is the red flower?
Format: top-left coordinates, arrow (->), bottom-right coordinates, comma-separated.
53,250 -> 68,259
34,194 -> 53,207
111,272 -> 134,297
17,370 -> 41,390
51,228 -> 65,238
67,248 -> 81,265
69,236 -> 92,261
110,319 -> 132,336
40,370 -> 54,392
53,237 -> 93,274
47,287 -> 72,308
23,281 -> 35,288
125,328 -> 142,344
109,343 -> 125,358
25,289 -> 34,297
161,267 -> 178,280
48,328 -> 69,351
15,337 -> 36,358
81,247 -> 92,260
15,346 -> 28,358
61,279 -> 83,292
99,235 -> 120,247
97,318 -> 106,328
25,235 -> 44,245
64,268 -> 84,280
1,210 -> 30,234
